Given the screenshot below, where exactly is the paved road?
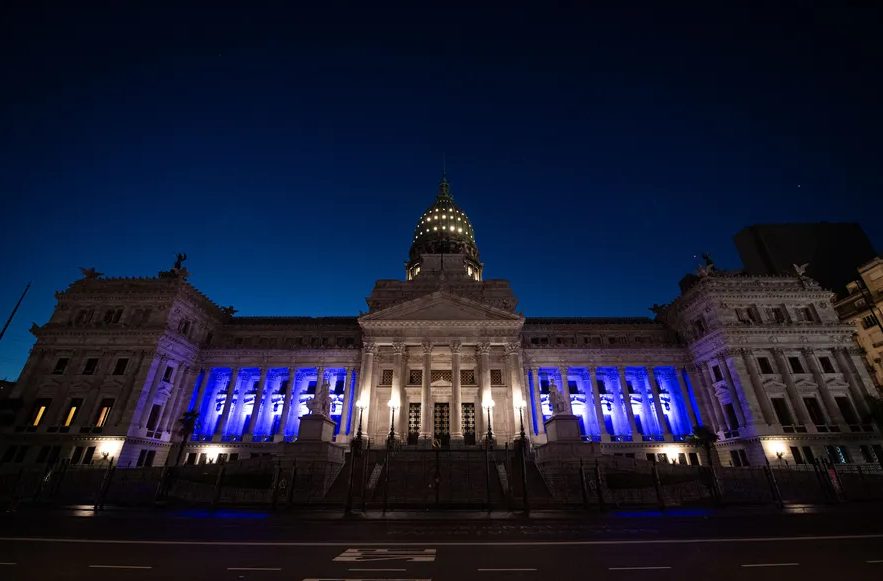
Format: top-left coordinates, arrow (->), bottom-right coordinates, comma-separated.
2,506 -> 883,579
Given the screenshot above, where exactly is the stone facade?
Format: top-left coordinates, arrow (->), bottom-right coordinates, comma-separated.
2,178 -> 881,470
835,257 -> 883,387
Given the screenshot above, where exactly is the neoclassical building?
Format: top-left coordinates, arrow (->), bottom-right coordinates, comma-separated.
2,177 -> 881,469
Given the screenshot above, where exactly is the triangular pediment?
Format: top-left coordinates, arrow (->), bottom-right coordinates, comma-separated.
360,291 -> 522,323
794,377 -> 817,389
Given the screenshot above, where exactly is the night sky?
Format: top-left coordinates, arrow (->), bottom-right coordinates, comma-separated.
2,2 -> 882,380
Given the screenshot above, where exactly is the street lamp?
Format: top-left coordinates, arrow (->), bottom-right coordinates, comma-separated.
354,399 -> 366,448
483,399 -> 495,446
515,398 -> 527,443
387,398 -> 399,445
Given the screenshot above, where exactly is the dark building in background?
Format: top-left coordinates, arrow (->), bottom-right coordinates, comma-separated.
735,223 -> 878,295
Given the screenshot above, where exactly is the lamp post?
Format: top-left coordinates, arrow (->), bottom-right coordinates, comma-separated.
354,400 -> 365,449
387,398 -> 399,447
483,399 -> 495,446
516,399 -> 527,443
515,398 -> 530,513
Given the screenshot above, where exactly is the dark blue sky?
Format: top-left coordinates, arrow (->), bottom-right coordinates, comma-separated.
2,2 -> 882,379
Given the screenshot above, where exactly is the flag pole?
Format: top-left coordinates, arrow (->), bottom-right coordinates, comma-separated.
0,282 -> 31,342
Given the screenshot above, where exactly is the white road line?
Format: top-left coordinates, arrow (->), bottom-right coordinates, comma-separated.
348,568 -> 407,571
2,533 -> 881,547
867,560 -> 883,563
478,568 -> 538,571
609,566 -> 672,571
88,564 -> 153,569
227,567 -> 283,571
741,563 -> 799,568
0,562 -> 17,566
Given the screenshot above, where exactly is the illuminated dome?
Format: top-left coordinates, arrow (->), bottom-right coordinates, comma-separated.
407,176 -> 482,281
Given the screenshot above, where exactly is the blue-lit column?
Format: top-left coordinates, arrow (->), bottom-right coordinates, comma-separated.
529,367 -> 546,435
615,366 -> 639,439
276,365 -> 296,441
647,367 -> 672,441
587,367 -> 608,442
339,366 -> 355,439
244,367 -> 269,439
633,369 -> 654,438
188,368 -> 210,414
214,368 -> 240,441
557,365 -> 574,415
674,367 -> 699,431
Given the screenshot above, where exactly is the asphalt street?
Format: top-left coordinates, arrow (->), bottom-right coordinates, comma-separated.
2,506 -> 883,580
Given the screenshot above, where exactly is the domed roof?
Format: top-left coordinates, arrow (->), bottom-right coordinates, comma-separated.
409,176 -> 479,262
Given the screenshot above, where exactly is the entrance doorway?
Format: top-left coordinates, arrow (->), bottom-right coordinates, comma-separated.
433,402 -> 450,447
462,402 -> 476,445
408,403 -> 420,445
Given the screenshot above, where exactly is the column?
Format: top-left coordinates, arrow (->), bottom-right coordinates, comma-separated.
739,350 -> 777,426
214,368 -> 240,440
192,368 -> 216,437
647,367 -> 672,440
276,365 -> 297,441
112,351 -> 149,427
529,367 -> 546,435
450,342 -> 463,439
588,367 -> 609,442
188,368 -> 210,414
615,366 -> 639,439
359,343 -> 376,440
506,343 -> 527,441
718,356 -> 748,428
391,343 -> 405,439
557,365 -> 574,414
632,369 -> 654,438
803,350 -> 842,425
160,365 -> 193,434
136,355 -> 168,428
477,343 -> 492,438
244,367 -> 269,438
339,366 -> 355,438
836,348 -> 872,417
674,367 -> 698,431
771,349 -> 813,429
699,364 -> 731,431
420,341 -> 433,439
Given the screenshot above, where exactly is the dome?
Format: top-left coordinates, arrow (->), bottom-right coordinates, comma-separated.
407,176 -> 482,281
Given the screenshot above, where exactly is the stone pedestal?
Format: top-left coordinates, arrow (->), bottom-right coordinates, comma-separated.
543,413 -> 582,442
297,414 -> 336,442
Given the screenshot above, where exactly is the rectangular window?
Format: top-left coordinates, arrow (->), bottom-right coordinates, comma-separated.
818,356 -> 836,374
162,365 -> 174,382
756,357 -> 774,374
677,452 -> 687,465
82,358 -> 98,375
729,450 -> 743,467
723,403 -> 739,428
112,358 -> 129,375
145,404 -> 162,431
595,379 -> 608,394
63,398 -> 83,427
738,449 -> 750,466
860,445 -> 875,463
835,396 -> 859,424
789,446 -> 804,464
408,370 -> 423,384
711,365 -> 724,382
490,369 -> 504,385
112,308 -> 123,323
52,358 -> 69,375
31,398 -> 51,427
460,369 -> 476,385
771,397 -> 794,426
380,369 -> 393,385
788,356 -> 805,374
770,307 -> 787,323
803,397 -> 826,425
70,446 -> 84,465
94,398 -> 114,427
82,446 -> 95,465
688,452 -> 700,466
802,446 -> 816,464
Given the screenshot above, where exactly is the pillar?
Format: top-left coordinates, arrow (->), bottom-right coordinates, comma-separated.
718,356 -> 748,428
276,365 -> 297,441
477,343 -> 492,438
529,367 -> 546,436
739,350 -> 777,426
647,367 -> 672,440
588,367 -> 609,442
160,365 -> 193,434
615,366 -> 639,439
450,341 -> 463,439
420,341 -> 432,439
674,367 -> 698,431
803,349 -> 842,425
391,343 -> 405,439
243,366 -> 269,439
112,351 -> 149,427
506,343 -> 527,441
214,368 -> 240,440
136,355 -> 169,428
339,366 -> 355,438
836,348 -> 872,417
359,343 -> 376,441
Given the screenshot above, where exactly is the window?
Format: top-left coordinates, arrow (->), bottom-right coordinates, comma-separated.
802,446 -> 816,464
595,379 -> 608,394
63,398 -> 83,427
729,449 -> 750,467
769,307 -> 787,323
70,446 -> 84,465
723,403 -> 739,428
112,308 -> 123,323
179,319 -> 191,335
112,358 -> 129,375
862,315 -> 877,330
52,357 -> 69,375
835,396 -> 859,424
818,356 -> 836,374
162,365 -> 174,382
790,446 -> 804,464
30,398 -> 51,427
860,445 -> 875,463
409,370 -> 423,384
804,397 -> 826,426
380,369 -> 394,385
145,404 -> 162,431
82,446 -> 95,465
688,452 -> 700,466
757,357 -> 774,374
490,369 -> 504,385
796,306 -> 815,322
460,369 -> 476,385
205,331 -> 214,346
82,358 -> 98,375
711,364 -> 724,382
692,318 -> 707,336
788,356 -> 805,374
771,398 -> 794,426
94,398 -> 114,428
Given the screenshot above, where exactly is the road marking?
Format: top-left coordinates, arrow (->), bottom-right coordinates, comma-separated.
741,563 -> 799,568
348,568 -> 408,571
335,548 -> 436,562
2,533 -> 881,547
609,566 -> 672,570
228,567 -> 283,571
478,568 -> 538,571
0,562 -> 17,566
88,564 -> 153,569
867,560 -> 883,564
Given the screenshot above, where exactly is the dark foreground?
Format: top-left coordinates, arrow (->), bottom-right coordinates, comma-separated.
2,505 -> 883,580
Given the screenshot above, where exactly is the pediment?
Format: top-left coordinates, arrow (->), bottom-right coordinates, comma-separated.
794,377 -> 817,389
762,379 -> 787,390
360,291 -> 523,323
